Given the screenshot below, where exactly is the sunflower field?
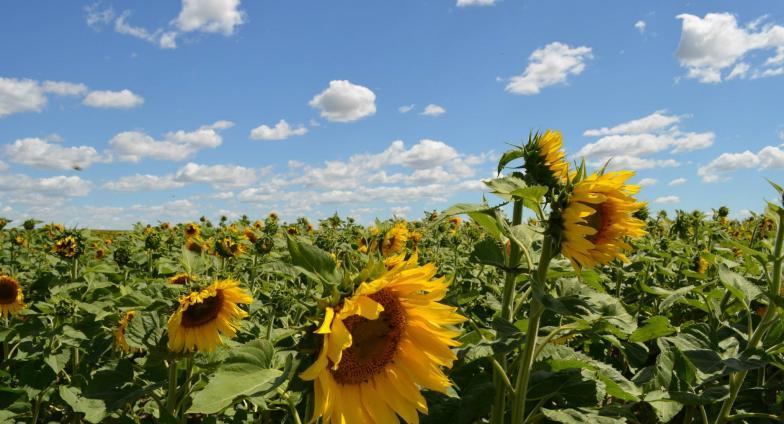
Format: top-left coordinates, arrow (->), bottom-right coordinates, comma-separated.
0,132 -> 783,424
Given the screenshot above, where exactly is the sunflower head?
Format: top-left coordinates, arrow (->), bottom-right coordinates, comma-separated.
694,256 -> 709,274
0,275 -> 25,318
185,222 -> 201,238
300,261 -> 465,423
557,170 -> 647,270
243,228 -> 258,243
169,273 -> 195,285
214,234 -> 245,258
115,311 -> 140,353
381,223 -> 409,257
357,237 -> 369,254
185,237 -> 207,254
52,232 -> 84,259
287,226 -> 299,235
0,218 -> 8,230
95,248 -> 105,260
167,279 -> 253,353
253,219 -> 264,230
521,130 -> 569,188
13,234 -> 25,247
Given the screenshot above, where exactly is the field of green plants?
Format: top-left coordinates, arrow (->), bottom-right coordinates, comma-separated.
0,137 -> 783,424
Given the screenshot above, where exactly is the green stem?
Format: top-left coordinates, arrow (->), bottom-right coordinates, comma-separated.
715,209 -> 784,424
177,355 -> 194,422
511,236 -> 553,424
166,359 -> 179,415
491,201 -> 524,424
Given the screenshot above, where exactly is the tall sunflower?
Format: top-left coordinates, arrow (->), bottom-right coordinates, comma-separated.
381,223 -> 409,256
536,130 -> 569,182
0,276 -> 25,318
115,311 -> 139,353
559,171 -> 646,270
167,279 -> 253,353
300,260 -> 466,423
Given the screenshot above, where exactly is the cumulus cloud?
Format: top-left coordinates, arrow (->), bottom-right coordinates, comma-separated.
635,20 -> 646,34
675,13 -> 784,83
668,177 -> 687,186
420,104 -> 446,117
579,111 -> 714,170
103,174 -> 185,191
174,162 -> 258,188
456,0 -> 496,6
398,104 -> 415,113
83,89 -> 144,109
174,0 -> 245,35
309,80 -> 377,122
0,77 -> 88,118
3,138 -> 108,170
638,178 -> 658,186
506,42 -> 593,95
250,119 -> 308,140
654,195 -> 680,204
108,121 -> 230,162
698,145 -> 784,182
42,81 -> 88,96
0,173 -> 91,199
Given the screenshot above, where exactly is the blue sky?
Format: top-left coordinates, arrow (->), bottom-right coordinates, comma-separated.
1,0 -> 783,228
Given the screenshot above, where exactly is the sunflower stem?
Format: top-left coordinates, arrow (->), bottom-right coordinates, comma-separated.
166,359 -> 179,415
177,355 -> 194,423
511,235 -> 552,424
715,208 -> 783,424
491,200 -> 524,424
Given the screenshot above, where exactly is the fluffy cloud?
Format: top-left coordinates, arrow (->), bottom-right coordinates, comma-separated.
3,138 -> 107,170
635,20 -> 646,34
0,173 -> 91,200
420,104 -> 446,117
698,145 -> 784,182
638,178 -> 658,186
456,0 -> 496,6
103,174 -> 185,192
506,42 -> 593,95
174,162 -> 258,188
309,80 -> 376,122
654,195 -> 680,204
675,13 -> 784,83
0,77 -> 88,118
668,177 -> 687,186
398,104 -> 415,113
83,89 -> 144,109
108,121 -> 230,162
579,111 -> 714,170
175,0 -> 246,35
250,119 -> 308,140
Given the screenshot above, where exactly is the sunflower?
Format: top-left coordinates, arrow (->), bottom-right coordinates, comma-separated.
448,216 -> 462,234
185,237 -> 207,254
287,226 -> 299,235
115,311 -> 139,353
0,276 -> 25,318
559,171 -> 647,270
244,228 -> 258,243
253,219 -> 264,229
184,222 -> 201,238
536,130 -> 569,182
381,223 -> 409,256
215,236 -> 244,258
300,260 -> 466,423
167,279 -> 253,353
52,234 -> 82,258
357,238 -> 369,254
169,273 -> 195,285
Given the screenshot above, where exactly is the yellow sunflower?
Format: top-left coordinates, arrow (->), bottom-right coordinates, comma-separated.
448,216 -> 462,234
184,222 -> 201,238
167,279 -> 253,353
536,129 -> 569,182
168,273 -> 195,285
381,223 -> 409,256
0,276 -> 25,318
300,259 -> 466,423
115,311 -> 139,353
560,171 -> 647,270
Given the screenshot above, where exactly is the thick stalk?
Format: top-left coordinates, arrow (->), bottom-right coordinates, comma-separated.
166,359 -> 179,415
491,201 -> 524,424
511,236 -> 553,424
715,210 -> 783,424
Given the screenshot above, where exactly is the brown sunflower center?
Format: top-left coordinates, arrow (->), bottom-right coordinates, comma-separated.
181,291 -> 224,327
585,203 -> 610,243
0,279 -> 19,304
331,289 -> 406,385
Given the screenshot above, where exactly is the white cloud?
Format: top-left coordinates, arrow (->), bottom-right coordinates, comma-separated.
3,138 -> 107,171
506,42 -> 593,95
638,178 -> 658,186
175,0 -> 246,35
675,13 -> 784,83
103,174 -> 185,191
456,0 -> 496,7
309,80 -> 376,123
174,162 -> 258,188
698,145 -> 784,182
0,77 -> 47,117
398,104 -> 415,113
0,173 -> 91,199
635,20 -> 646,34
420,104 -> 446,117
579,111 -> 714,171
83,89 -> 144,109
668,177 -> 687,186
85,4 -> 114,29
250,119 -> 308,140
654,195 -> 680,204
42,81 -> 88,96
108,121 -> 229,162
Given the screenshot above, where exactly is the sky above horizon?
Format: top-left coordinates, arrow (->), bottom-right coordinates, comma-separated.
1,0 -> 783,228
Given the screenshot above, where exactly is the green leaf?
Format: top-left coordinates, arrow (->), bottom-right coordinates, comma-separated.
187,340 -> 285,414
286,237 -> 340,285
59,386 -> 106,424
629,316 -> 675,343
643,390 -> 683,423
541,408 -> 625,423
470,239 -> 506,269
45,349 -> 72,374
497,147 -> 525,175
718,265 -> 762,308
124,311 -> 163,350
